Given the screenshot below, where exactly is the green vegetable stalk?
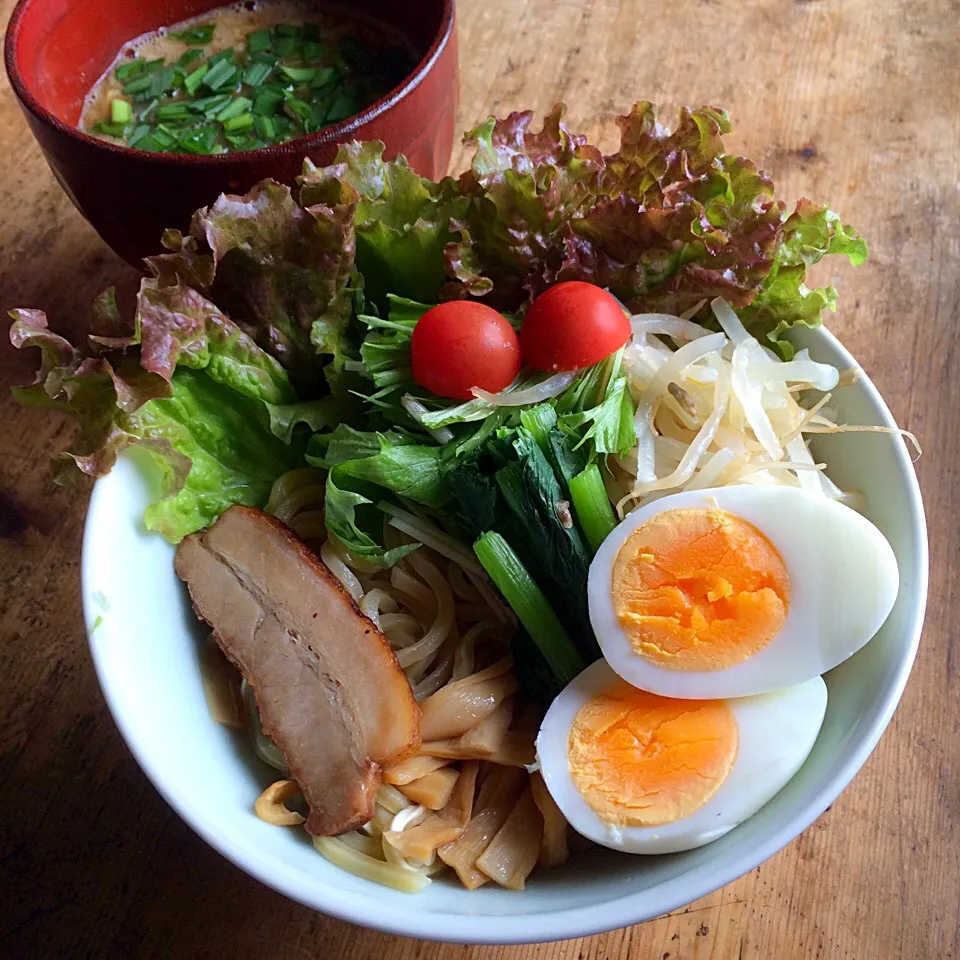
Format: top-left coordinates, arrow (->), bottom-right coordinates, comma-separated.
473,532 -> 584,686
569,464 -> 618,553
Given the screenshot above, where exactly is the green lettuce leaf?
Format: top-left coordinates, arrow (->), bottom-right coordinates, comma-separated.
444,105 -> 603,305
307,425 -> 450,509
740,199 -> 869,357
190,179 -> 357,395
305,424 -> 449,565
8,276 -> 309,541
301,142 -> 468,310
130,368 -> 305,539
442,103 -> 864,351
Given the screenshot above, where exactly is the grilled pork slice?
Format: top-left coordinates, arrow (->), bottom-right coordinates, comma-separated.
174,505 -> 420,835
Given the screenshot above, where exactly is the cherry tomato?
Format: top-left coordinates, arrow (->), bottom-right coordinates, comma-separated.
411,301 -> 521,401
519,281 -> 631,372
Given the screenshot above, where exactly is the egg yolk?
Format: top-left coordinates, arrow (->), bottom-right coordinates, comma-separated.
568,681 -> 738,826
612,507 -> 789,671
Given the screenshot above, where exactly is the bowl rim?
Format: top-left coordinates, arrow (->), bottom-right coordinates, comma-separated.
80,324 -> 928,944
3,0 -> 455,165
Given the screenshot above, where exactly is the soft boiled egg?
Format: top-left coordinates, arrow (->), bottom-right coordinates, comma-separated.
588,485 -> 899,699
536,659 -> 827,854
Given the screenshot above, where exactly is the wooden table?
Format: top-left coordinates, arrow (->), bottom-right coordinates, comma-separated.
1,0 -> 957,956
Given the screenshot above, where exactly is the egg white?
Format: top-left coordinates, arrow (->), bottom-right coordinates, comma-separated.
588,485 -> 899,699
536,659 -> 828,854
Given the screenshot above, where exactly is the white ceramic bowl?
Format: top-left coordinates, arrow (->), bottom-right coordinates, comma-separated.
81,325 -> 927,944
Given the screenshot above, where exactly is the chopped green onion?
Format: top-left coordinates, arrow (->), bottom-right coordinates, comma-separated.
310,67 -> 337,89
177,48 -> 204,68
171,23 -> 215,45
279,65 -> 317,83
143,59 -> 165,74
242,61 -> 273,87
568,465 -> 617,553
115,59 -> 145,82
326,90 -> 361,123
110,98 -> 133,124
126,123 -> 152,147
122,74 -> 154,96
138,98 -> 159,120
154,102 -> 193,121
283,98 -> 312,122
149,125 -> 178,149
473,532 -> 584,685
247,28 -> 273,53
222,112 -> 254,133
275,35 -> 300,58
215,96 -> 252,122
207,47 -> 235,67
149,67 -> 177,98
203,60 -> 237,91
275,23 -> 302,39
189,93 -> 230,113
303,40 -> 326,62
136,133 -> 166,152
254,115 -> 276,140
176,124 -> 218,154
252,89 -> 285,115
184,63 -> 209,94
92,121 -> 128,138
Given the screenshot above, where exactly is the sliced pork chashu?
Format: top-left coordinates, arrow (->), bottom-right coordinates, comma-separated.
175,505 -> 420,835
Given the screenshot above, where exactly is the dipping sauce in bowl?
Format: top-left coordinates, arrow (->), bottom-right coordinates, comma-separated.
81,2 -> 417,155
4,0 -> 457,265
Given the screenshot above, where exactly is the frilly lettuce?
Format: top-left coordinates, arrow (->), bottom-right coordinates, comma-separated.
8,275 -> 315,541
9,100 -> 866,552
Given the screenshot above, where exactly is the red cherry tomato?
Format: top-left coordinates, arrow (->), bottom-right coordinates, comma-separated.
519,282 -> 631,372
411,301 -> 521,401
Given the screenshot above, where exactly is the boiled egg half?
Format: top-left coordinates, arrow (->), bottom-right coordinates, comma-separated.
536,659 -> 827,854
588,485 -> 899,700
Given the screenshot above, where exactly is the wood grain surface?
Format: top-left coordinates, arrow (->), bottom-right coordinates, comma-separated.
1,0 -> 957,957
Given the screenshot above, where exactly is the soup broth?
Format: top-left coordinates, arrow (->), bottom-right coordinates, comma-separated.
81,1 -> 416,154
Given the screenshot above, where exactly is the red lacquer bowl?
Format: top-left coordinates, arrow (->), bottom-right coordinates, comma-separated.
4,0 -> 458,266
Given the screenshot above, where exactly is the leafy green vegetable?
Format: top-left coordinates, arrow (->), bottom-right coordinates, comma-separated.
741,199 -> 868,358
492,428 -> 597,661
131,368 -> 305,539
304,424 -> 451,565
189,179 -> 357,394
300,142 -> 468,310
569,464 -> 617,552
322,472 -> 419,567
306,425 -> 450,509
444,102 -> 864,350
8,275 -> 311,541
474,531 -> 584,687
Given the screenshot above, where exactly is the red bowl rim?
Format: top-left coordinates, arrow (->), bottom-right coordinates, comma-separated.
3,0 -> 455,166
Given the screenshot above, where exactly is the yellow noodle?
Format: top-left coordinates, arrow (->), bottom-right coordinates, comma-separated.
272,484 -> 328,524
254,780 -> 305,826
265,468 -> 325,514
395,551 -> 456,673
319,540 -> 363,601
313,837 -> 431,893
337,829 -> 385,858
